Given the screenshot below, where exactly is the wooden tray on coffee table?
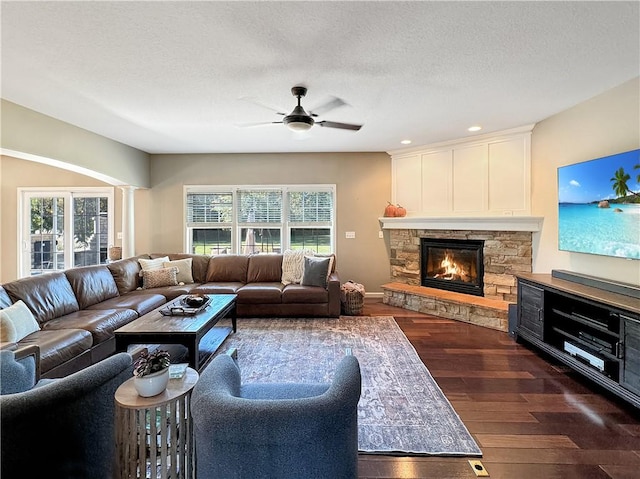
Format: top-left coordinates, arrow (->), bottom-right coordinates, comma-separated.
160,296 -> 211,316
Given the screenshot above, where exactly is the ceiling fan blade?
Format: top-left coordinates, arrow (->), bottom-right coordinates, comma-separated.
316,121 -> 362,131
308,97 -> 347,117
236,121 -> 283,128
238,96 -> 287,116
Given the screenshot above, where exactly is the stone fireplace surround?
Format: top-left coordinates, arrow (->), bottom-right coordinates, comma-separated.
379,216 -> 542,332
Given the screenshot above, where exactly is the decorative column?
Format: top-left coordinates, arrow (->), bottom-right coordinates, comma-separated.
119,186 -> 136,259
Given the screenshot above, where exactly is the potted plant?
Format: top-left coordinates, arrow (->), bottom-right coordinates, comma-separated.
133,349 -> 171,397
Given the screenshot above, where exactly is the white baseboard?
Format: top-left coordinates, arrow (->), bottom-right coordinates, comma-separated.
365,292 -> 384,299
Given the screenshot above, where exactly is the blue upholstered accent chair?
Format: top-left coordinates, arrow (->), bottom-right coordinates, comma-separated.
0,347 -> 133,479
191,353 -> 362,479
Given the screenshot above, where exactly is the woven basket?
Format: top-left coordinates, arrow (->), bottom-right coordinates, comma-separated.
108,246 -> 122,261
341,281 -> 365,315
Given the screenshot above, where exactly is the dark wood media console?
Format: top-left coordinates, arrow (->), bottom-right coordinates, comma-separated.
515,271 -> 640,408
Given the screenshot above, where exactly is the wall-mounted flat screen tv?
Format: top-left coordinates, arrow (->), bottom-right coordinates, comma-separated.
558,149 -> 640,260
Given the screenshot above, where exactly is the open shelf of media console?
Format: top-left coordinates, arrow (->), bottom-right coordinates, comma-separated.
515,271 -> 640,409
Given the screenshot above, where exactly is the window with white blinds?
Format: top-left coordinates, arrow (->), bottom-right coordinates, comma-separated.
288,191 -> 333,223
186,192 -> 233,225
237,190 -> 282,224
184,185 -> 335,255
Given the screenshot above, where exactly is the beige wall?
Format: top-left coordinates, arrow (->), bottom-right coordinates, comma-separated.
1,99 -> 150,188
140,153 -> 392,293
0,155 -> 122,282
531,77 -> 640,285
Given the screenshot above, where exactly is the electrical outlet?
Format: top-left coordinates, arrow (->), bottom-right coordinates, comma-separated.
345,231 -> 356,239
468,460 -> 489,477
378,231 -> 384,239
117,232 -> 123,240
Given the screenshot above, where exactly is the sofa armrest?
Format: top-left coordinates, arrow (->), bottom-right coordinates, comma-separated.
13,344 -> 41,383
0,345 -> 41,394
327,271 -> 341,317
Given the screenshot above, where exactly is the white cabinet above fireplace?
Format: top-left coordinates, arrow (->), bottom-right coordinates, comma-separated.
388,125 -> 534,217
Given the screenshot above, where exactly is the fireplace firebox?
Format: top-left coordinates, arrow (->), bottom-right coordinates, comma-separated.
420,238 -> 484,296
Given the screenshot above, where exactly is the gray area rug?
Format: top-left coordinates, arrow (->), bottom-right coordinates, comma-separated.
214,315 -> 481,456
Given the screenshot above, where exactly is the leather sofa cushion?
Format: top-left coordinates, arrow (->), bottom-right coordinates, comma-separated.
0,286 -> 12,309
3,273 -> 80,324
65,265 -> 120,309
86,293 -> 166,316
247,254 -> 283,283
206,255 -> 249,283
237,283 -> 284,304
16,328 -> 92,374
151,253 -> 210,283
43,309 -> 138,344
141,284 -> 199,301
192,283 -> 244,295
282,284 -> 329,304
107,255 -> 149,294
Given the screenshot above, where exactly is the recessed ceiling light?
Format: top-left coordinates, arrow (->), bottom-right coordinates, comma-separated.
468,125 -> 482,132
400,140 -> 412,145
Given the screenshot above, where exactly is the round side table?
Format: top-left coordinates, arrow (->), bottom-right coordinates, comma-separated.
115,368 -> 199,479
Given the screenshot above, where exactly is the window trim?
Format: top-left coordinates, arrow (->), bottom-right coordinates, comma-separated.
184,184 -> 336,255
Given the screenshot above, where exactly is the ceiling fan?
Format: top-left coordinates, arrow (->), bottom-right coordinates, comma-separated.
240,86 -> 362,132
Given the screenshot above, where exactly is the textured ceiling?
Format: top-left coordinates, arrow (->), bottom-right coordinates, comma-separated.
1,1 -> 638,154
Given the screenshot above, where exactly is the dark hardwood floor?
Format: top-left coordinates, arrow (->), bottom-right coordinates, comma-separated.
358,299 -> 640,479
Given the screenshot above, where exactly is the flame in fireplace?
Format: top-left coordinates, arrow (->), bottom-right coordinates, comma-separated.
434,252 -> 469,282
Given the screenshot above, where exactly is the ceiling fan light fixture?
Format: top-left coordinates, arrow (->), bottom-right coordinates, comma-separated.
283,112 -> 314,132
287,120 -> 313,132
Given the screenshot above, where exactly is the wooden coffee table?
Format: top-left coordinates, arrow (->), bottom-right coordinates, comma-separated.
115,294 -> 237,371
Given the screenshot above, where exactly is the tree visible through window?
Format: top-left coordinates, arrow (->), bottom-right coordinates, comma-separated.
30,197 -> 65,272
73,197 -> 109,266
21,189 -> 113,276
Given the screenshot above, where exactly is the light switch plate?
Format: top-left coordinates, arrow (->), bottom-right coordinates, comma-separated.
345,231 -> 356,239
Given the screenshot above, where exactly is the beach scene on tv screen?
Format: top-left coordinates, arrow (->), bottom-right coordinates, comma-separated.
558,149 -> 640,260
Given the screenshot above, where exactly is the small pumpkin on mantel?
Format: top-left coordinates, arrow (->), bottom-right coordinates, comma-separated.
384,202 -> 397,217
395,204 -> 407,217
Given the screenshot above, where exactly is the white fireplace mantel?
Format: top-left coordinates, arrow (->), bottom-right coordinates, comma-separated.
379,216 -> 544,232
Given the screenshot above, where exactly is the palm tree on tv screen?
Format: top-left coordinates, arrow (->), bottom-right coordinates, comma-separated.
610,165 -> 640,200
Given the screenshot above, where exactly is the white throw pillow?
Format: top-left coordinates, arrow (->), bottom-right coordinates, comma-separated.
281,249 -> 314,285
138,256 -> 170,276
163,258 -> 194,284
0,300 -> 40,342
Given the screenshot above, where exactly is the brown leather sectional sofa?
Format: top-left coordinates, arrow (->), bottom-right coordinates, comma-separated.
0,253 -> 340,378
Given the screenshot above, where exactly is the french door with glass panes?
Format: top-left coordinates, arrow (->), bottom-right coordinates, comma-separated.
20,189 -> 114,277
